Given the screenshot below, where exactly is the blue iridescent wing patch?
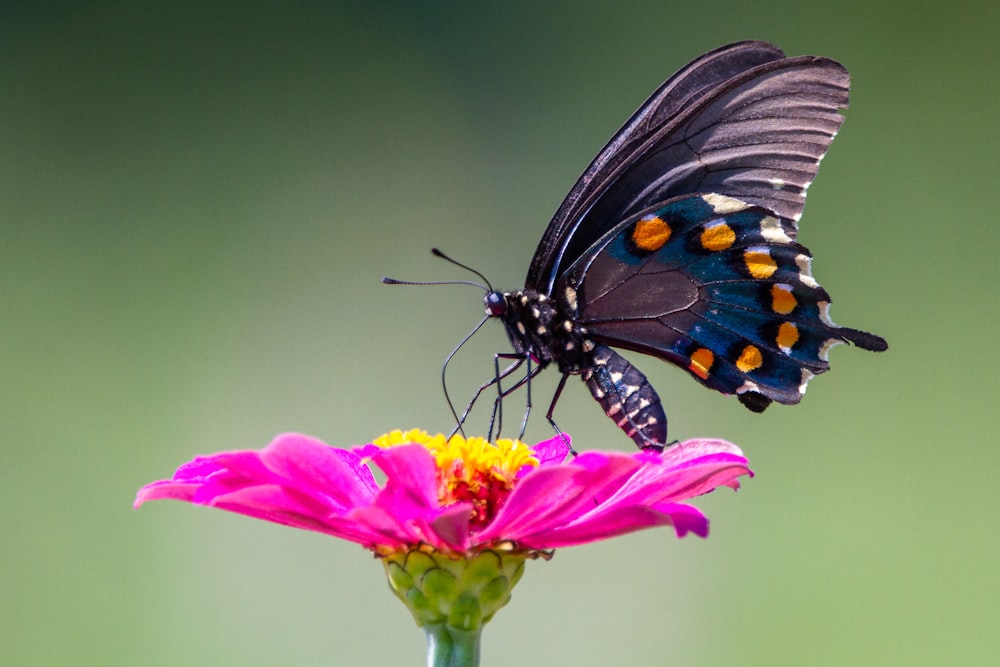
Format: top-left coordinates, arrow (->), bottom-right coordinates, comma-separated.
562,193 -> 887,412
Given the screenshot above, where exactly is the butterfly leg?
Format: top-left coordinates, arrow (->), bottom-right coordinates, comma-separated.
453,355 -> 525,438
487,355 -> 544,441
543,373 -> 577,455
582,345 -> 668,451
489,353 -> 527,440
516,356 -> 533,440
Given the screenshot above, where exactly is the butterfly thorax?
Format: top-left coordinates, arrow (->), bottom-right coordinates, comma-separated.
486,289 -> 592,374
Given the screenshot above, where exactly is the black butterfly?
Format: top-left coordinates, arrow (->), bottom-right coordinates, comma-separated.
469,41 -> 888,450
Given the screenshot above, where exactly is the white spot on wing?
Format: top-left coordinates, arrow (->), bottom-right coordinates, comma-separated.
818,301 -> 837,327
798,369 -> 815,394
795,254 -> 819,288
818,338 -> 843,361
760,216 -> 793,244
702,193 -> 748,214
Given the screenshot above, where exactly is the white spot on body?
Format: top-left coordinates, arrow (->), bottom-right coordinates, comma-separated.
563,287 -> 578,311
769,177 -> 786,190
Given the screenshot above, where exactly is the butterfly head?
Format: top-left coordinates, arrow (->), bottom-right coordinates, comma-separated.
484,291 -> 508,318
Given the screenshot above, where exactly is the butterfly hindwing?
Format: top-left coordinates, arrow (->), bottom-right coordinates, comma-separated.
561,193 -> 886,408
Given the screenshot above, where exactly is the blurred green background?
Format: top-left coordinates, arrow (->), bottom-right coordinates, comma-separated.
3,2 -> 997,665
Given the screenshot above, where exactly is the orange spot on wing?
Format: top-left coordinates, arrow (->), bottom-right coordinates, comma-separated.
700,221 -> 736,251
736,345 -> 763,373
771,284 -> 797,314
688,348 -> 714,380
631,216 -> 672,251
744,249 -> 777,279
777,322 -> 799,351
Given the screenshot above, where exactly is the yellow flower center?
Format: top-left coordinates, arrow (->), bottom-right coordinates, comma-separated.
373,429 -> 539,526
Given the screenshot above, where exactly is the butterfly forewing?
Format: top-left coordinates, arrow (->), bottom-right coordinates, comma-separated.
528,46 -> 849,293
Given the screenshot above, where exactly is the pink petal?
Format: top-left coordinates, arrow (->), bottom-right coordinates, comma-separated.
475,439 -> 750,549
136,433 -> 750,553
517,502 -> 709,548
135,434 -> 383,541
476,450 -> 641,543
355,444 -> 473,551
524,434 -> 572,468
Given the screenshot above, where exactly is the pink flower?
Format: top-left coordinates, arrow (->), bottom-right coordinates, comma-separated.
135,430 -> 751,555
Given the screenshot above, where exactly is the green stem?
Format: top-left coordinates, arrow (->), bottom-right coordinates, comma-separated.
425,623 -> 481,667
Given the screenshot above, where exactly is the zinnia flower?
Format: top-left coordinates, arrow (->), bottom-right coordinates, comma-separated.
136,430 -> 751,666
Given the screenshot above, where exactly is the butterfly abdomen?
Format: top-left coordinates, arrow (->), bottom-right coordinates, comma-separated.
582,345 -> 668,449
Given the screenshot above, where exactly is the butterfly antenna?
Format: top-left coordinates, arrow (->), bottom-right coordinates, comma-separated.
381,276 -> 488,290
383,248 -> 498,436
430,248 -> 494,292
441,315 -> 491,435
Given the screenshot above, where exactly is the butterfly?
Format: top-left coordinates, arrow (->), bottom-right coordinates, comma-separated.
475,41 -> 888,450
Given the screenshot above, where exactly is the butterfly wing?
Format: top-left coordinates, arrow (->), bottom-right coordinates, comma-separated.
561,193 -> 887,409
528,41 -> 850,295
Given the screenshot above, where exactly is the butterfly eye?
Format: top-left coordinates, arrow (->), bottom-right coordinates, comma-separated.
485,292 -> 507,317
